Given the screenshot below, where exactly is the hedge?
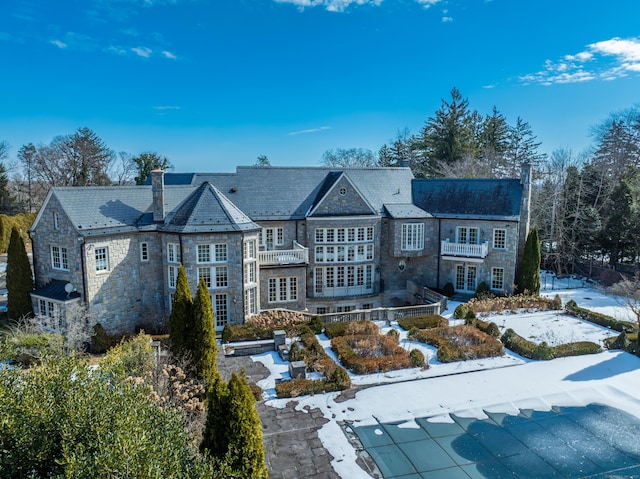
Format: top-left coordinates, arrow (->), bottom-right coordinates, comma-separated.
500,328 -> 601,360
275,375 -> 349,398
0,213 -> 36,254
330,334 -> 412,374
464,317 -> 501,337
565,300 -> 635,333
410,326 -> 504,363
397,315 -> 448,331
324,320 -> 378,339
460,294 -> 562,316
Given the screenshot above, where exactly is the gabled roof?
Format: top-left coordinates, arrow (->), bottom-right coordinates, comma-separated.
412,178 -> 522,220
161,182 -> 260,233
308,172 -> 376,217
384,204 -> 432,219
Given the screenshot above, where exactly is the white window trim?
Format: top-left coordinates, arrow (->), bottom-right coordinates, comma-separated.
51,245 -> 69,271
268,277 -> 298,303
167,243 -> 180,264
198,265 -> 229,289
53,212 -> 60,231
493,229 -> 507,250
401,223 -> 425,251
95,246 -> 109,273
491,267 -> 505,290
168,265 -> 178,289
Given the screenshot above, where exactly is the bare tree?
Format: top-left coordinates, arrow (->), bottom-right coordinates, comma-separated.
610,276 -> 640,334
321,148 -> 377,167
110,151 -> 136,185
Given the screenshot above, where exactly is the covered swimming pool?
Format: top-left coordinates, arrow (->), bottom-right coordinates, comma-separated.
352,404 -> 640,478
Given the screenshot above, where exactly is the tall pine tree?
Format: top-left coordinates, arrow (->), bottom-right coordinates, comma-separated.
226,372 -> 268,479
7,227 -> 34,319
200,374 -> 230,458
169,264 -> 192,357
517,227 -> 541,295
191,278 -> 217,383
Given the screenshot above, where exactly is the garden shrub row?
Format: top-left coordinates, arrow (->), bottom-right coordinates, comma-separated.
222,315 -> 323,343
565,300 -> 636,333
397,315 -> 448,331
324,320 -> 377,339
275,375 -> 349,398
331,334 -> 413,374
409,325 -> 504,363
456,294 -> 562,317
500,328 -> 601,360
463,317 -> 501,337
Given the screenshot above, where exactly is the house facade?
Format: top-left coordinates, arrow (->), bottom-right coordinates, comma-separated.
29,165 -> 531,334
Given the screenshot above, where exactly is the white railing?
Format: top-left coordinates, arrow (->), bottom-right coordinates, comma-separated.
314,285 -> 374,298
259,242 -> 309,266
441,240 -> 489,258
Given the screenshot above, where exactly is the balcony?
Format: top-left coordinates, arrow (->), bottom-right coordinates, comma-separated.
259,241 -> 309,266
441,240 -> 489,259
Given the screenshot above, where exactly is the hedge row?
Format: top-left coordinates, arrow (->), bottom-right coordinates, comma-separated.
565,300 -> 636,333
410,325 -> 504,363
500,328 -> 601,360
464,317 -> 501,337
397,315 -> 448,331
331,333 -> 413,374
275,376 -> 348,398
457,294 -> 562,317
0,213 -> 37,254
221,316 -> 323,343
324,320 -> 377,339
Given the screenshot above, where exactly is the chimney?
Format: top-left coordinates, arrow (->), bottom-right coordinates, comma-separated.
151,167 -> 165,222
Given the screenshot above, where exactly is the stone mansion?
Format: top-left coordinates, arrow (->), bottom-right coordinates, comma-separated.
29,165 -> 532,334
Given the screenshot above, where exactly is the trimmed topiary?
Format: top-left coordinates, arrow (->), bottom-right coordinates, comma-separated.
6,227 -> 34,320
443,282 -> 455,298
409,348 -> 425,368
309,316 -> 324,334
474,281 -> 489,298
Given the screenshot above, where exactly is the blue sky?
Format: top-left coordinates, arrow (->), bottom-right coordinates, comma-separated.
1,0 -> 640,173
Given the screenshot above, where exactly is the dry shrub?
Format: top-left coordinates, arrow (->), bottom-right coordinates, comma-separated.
331,334 -> 412,374
246,310 -> 307,329
397,315 -> 448,331
467,294 -> 561,315
413,325 -> 504,363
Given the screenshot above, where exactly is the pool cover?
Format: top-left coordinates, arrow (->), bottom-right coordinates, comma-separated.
352,404 -> 640,478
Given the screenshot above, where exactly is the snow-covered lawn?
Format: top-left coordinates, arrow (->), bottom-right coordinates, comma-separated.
251,282 -> 640,478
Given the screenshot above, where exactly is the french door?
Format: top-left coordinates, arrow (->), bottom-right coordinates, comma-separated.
455,264 -> 477,292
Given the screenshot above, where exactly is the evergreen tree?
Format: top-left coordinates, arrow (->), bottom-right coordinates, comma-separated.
6,227 -> 34,319
226,372 -> 268,479
169,264 -> 192,357
131,152 -> 172,185
517,227 -> 541,295
191,278 -> 218,382
0,162 -> 17,214
200,374 -> 230,458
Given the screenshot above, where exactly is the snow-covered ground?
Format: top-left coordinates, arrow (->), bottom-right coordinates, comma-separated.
251,279 -> 640,479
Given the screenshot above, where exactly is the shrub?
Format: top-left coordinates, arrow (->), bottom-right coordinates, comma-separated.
324,320 -> 377,339
552,294 -> 563,310
221,324 -> 232,344
331,334 -> 412,374
386,329 -> 400,343
409,348 -> 425,367
329,365 -> 351,388
412,326 -> 504,363
397,315 -> 448,330
309,316 -> 324,334
288,341 -> 302,362
275,377 -> 348,398
443,282 -> 455,298
606,331 -> 631,350
453,304 -> 471,319
565,300 -> 635,333
91,323 -> 116,354
6,227 -> 34,320
500,328 -> 600,360
464,294 -> 562,315
100,333 -> 154,380
553,341 -> 601,358
474,281 -> 490,298
464,317 -> 501,337
246,310 -> 307,330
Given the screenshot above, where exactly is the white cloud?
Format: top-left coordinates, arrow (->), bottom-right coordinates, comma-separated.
153,105 -> 180,110
50,39 -> 67,49
274,0 -> 381,12
131,46 -> 152,57
415,0 -> 442,8
441,15 -> 453,22
520,36 -> 640,85
161,50 -> 177,59
289,126 -> 332,135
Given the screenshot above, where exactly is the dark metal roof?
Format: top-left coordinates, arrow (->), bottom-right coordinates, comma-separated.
412,178 -> 522,220
31,279 -> 81,302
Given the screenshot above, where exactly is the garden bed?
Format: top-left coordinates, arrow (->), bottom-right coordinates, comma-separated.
409,325 -> 504,362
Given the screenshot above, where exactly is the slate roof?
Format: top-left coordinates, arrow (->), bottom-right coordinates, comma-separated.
160,182 -> 260,233
384,204 -> 432,219
31,279 -> 81,302
412,178 -> 523,220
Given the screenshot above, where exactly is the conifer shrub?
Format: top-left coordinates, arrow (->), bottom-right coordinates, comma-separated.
553,341 -> 602,357
91,323 -> 117,354
453,304 -> 472,319
464,317 -> 501,338
169,264 -> 192,356
323,321 -> 349,338
221,324 -> 232,343
475,281 -> 490,298
6,227 -> 34,320
517,227 -> 541,295
499,328 -> 600,360
191,279 -> 217,383
397,315 -> 448,330
309,315 -> 324,334
409,348 -> 425,367
443,282 -> 455,298
288,341 -> 302,362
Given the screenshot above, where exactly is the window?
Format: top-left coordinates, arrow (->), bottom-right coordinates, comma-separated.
402,223 -> 425,250
95,247 -> 108,272
243,240 -> 256,260
493,229 -> 506,250
262,228 -> 283,250
38,299 -> 60,320
244,287 -> 258,317
457,227 -> 479,245
51,246 -> 68,270
492,267 -> 505,290
244,262 -> 256,284
268,277 -> 297,303
53,212 -> 60,230
214,294 -> 228,327
168,265 -> 178,288
316,307 -> 327,315
336,305 -> 355,313
140,242 -> 149,261
198,266 -> 228,288
198,243 -> 227,263
362,303 -> 373,310
339,187 -> 347,195
167,243 -> 180,263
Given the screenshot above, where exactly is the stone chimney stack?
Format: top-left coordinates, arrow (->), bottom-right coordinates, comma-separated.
151,167 -> 165,222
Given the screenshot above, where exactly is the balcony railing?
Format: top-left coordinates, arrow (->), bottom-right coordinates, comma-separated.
441,240 -> 489,259
259,241 -> 309,266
